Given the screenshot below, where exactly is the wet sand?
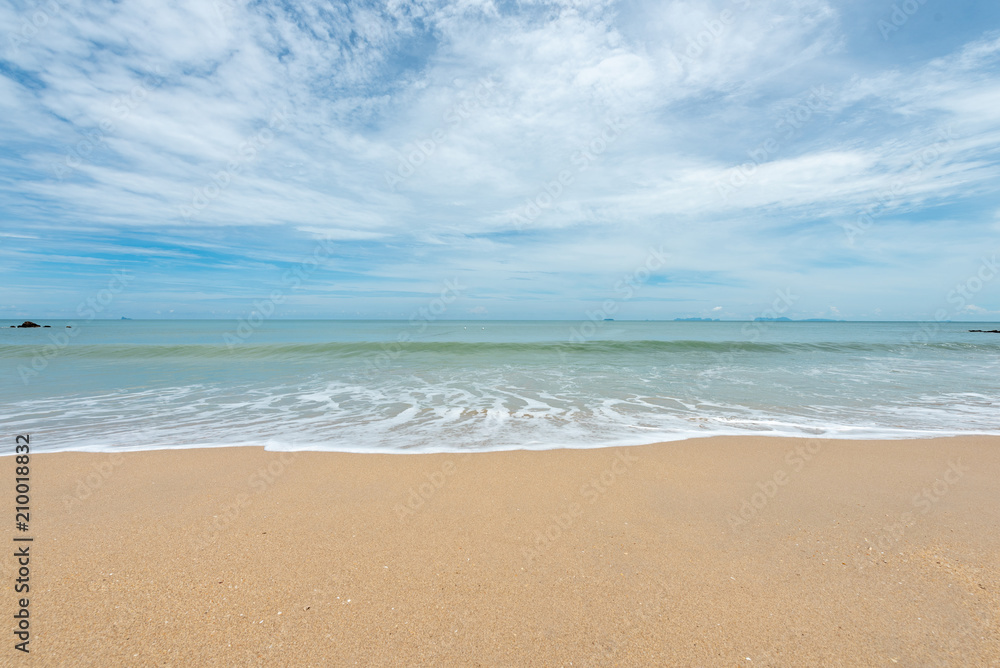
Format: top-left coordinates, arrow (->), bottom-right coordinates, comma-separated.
7,435 -> 1000,666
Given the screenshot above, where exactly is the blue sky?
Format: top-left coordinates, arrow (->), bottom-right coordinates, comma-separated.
1,0 -> 999,320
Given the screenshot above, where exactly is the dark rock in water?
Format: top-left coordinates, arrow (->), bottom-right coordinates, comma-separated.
969,329 -> 1000,333
17,321 -> 40,328
43,325 -> 51,328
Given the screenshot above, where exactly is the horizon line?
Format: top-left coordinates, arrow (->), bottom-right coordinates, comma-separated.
4,318 -> 1000,324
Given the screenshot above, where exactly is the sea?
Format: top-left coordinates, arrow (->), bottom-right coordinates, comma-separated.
1,319 -> 998,454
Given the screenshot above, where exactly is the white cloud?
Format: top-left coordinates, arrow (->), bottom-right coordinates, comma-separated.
2,2 -> 1000,317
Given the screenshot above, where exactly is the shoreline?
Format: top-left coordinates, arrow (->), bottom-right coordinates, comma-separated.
8,435 -> 1000,664
9,429 -> 1000,457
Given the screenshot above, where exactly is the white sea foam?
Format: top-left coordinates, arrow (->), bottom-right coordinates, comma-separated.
1,320 -> 998,454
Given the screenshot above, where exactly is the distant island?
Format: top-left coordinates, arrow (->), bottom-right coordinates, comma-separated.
753,317 -> 844,322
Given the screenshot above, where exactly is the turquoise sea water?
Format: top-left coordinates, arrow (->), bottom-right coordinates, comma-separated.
1,320 -> 998,453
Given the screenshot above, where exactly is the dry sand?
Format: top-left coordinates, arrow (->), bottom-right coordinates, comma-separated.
5,436 -> 1000,666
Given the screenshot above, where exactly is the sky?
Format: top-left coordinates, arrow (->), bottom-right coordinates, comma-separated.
1,0 -> 999,321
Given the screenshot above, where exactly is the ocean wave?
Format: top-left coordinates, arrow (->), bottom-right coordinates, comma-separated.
0,338 -> 996,360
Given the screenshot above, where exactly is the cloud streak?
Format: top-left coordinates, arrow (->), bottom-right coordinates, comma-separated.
1,0 -> 999,319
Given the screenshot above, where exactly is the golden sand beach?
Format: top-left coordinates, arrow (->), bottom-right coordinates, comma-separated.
8,436 -> 1000,666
